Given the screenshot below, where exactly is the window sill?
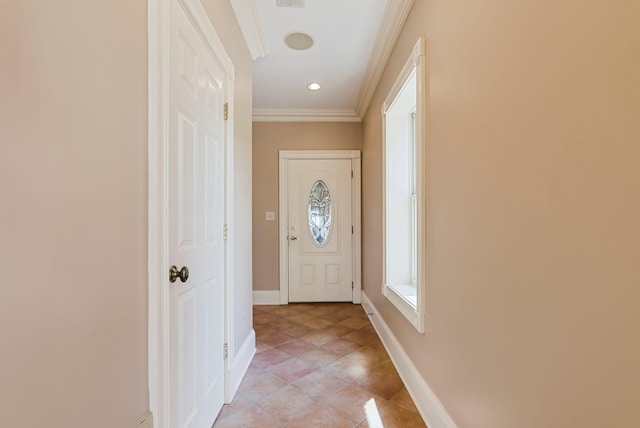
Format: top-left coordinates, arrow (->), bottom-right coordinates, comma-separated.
383,283 -> 424,333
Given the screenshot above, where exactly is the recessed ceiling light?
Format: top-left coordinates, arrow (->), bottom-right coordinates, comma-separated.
284,32 -> 314,51
307,82 -> 321,91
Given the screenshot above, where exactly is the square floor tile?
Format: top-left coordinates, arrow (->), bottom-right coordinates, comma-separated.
251,347 -> 292,369
237,371 -> 288,402
323,338 -> 363,356
322,384 -> 385,423
284,402 -> 357,428
213,404 -> 279,428
297,347 -> 342,367
275,338 -> 318,357
214,304 -> 426,428
300,330 -> 338,346
266,357 -> 318,383
292,369 -> 348,398
254,385 -> 317,425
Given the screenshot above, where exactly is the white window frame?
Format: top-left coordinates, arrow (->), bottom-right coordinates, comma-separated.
381,37 -> 427,333
409,110 -> 417,286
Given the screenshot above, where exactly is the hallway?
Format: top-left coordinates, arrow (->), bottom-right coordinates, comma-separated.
213,303 -> 427,427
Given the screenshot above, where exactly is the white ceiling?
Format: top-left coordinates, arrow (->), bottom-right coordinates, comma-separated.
251,0 -> 387,114
229,0 -> 415,120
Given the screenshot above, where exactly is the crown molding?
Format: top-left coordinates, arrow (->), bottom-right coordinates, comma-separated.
355,0 -> 415,120
229,0 -> 269,60
253,108 -> 361,122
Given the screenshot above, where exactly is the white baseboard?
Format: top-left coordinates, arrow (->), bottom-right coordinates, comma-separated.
135,411 -> 153,428
253,290 -> 281,305
361,292 -> 458,428
225,329 -> 256,403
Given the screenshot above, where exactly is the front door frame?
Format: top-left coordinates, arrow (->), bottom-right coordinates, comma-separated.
148,0 -> 235,426
278,150 -> 362,305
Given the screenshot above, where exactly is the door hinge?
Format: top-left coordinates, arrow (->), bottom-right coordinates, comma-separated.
352,281 -> 354,289
224,102 -> 229,121
223,224 -> 228,240
351,170 -> 353,178
224,343 -> 229,360
351,226 -> 354,234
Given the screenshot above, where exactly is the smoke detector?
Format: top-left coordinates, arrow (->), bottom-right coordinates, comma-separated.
277,0 -> 304,7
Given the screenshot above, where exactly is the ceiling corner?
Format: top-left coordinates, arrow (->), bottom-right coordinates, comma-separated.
229,0 -> 269,60
355,0 -> 415,119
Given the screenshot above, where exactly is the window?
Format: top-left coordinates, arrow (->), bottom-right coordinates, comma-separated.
382,37 -> 427,332
308,180 -> 332,246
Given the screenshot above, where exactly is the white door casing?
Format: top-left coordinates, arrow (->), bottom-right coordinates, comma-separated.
279,151 -> 362,304
149,1 -> 235,428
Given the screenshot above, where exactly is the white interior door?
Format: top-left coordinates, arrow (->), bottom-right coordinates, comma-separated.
288,159 -> 353,302
168,1 -> 225,427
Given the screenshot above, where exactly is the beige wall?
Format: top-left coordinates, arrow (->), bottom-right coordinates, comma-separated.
362,0 -> 640,427
252,122 -> 362,291
0,0 -> 253,426
0,1 -> 148,426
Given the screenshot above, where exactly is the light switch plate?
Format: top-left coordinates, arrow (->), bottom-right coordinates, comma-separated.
265,211 -> 276,221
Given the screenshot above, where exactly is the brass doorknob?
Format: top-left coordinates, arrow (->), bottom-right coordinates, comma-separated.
289,235 -> 299,241
169,265 -> 189,283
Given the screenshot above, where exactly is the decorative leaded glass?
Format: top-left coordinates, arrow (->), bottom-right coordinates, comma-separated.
308,180 -> 332,246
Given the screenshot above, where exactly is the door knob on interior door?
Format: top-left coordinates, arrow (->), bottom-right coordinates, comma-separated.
289,235 -> 299,241
169,265 -> 190,283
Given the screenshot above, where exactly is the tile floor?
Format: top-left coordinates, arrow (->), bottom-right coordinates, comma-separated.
213,303 -> 427,428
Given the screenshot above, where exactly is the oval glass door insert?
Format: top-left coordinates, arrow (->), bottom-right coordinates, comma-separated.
308,180 -> 332,246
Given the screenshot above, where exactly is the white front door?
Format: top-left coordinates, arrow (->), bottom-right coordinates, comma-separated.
168,1 -> 225,427
287,159 -> 353,302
